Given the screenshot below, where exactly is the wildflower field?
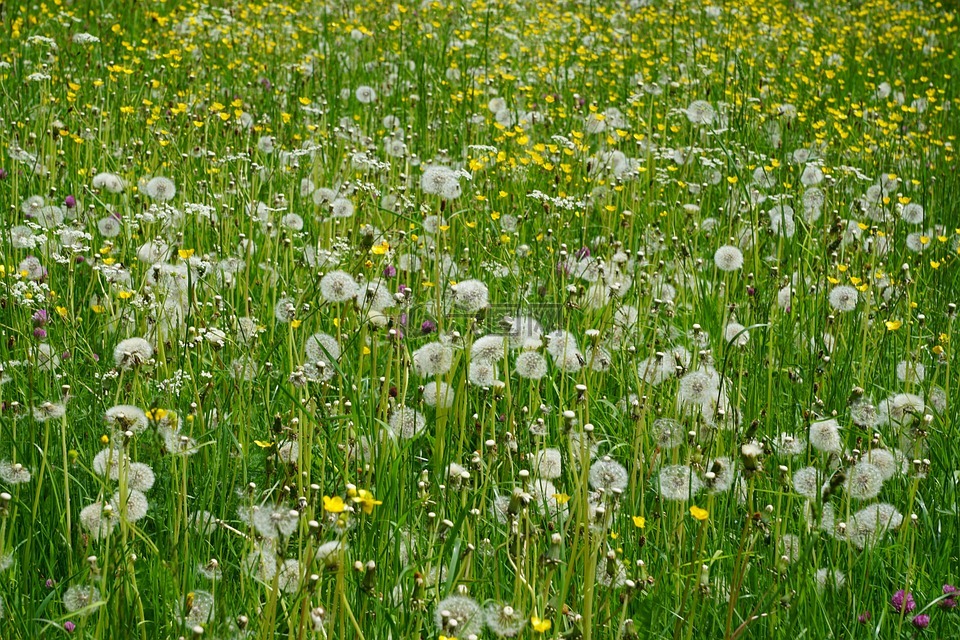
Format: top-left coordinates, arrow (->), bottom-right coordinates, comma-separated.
2,0 -> 960,637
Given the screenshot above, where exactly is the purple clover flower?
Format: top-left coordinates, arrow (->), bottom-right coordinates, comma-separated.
941,584 -> 958,609
892,590 -> 917,614
32,309 -> 49,327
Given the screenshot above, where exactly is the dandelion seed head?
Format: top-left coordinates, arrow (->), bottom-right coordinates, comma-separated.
183,590 -> 215,626
685,100 -> 716,125
468,360 -> 498,387
828,285 -> 858,312
162,429 -> 200,456
449,279 -> 489,314
779,533 -> 801,563
421,166 -> 459,197
589,457 -> 628,492
189,510 -> 217,536
815,569 -> 845,591
92,447 -> 129,479
435,595 -> 483,637
597,555 -> 628,588
319,270 -> 359,302
678,369 -> 721,407
18,256 -> 46,280
848,503 -> 903,549
808,418 -> 842,454
658,464 -> 703,501
127,463 -> 156,492
92,172 -> 125,193
552,350 -> 584,373
63,585 -> 101,614
387,406 -> 427,439
804,500 -> 836,534
356,279 -> 395,312
113,337 -> 153,369
864,449 -> 899,481
651,418 -> 684,449
111,489 -> 149,522
713,244 -> 745,271
895,360 -> 925,384
485,602 -> 526,637
530,479 -> 565,515
277,558 -> 302,593
422,381 -> 454,410
846,461 -> 884,500
33,401 -> 66,422
412,341 -> 454,377
330,197 -> 355,218
879,393 -> 925,428
792,466 -> 822,499
515,351 -> 548,380
277,440 -> 299,465
471,335 -> 506,363
79,502 -> 118,540
104,404 -> 148,434
705,457 -> 735,493
534,448 -> 563,479
774,432 -> 806,456
243,546 -> 278,581
306,332 -> 341,365
900,203 -> 924,225
849,400 -> 880,428
0,461 -> 32,485
144,176 -> 176,201
355,85 -> 377,104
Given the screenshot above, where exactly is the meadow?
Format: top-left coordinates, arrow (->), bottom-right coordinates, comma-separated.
1,0 -> 959,638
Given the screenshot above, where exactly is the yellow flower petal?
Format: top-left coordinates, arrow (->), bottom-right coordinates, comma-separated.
531,616 -> 551,633
323,496 -> 346,513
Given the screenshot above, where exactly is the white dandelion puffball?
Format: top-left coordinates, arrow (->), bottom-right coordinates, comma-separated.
319,270 -> 359,302
144,176 -> 176,201
355,85 -> 377,103
685,100 -> 716,126
828,285 -> 858,312
714,245 -> 744,271
658,464 -> 703,501
92,172 -> 125,193
808,418 -> 842,454
113,337 -> 154,369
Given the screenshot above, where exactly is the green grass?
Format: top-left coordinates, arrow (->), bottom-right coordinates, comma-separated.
0,0 -> 959,638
